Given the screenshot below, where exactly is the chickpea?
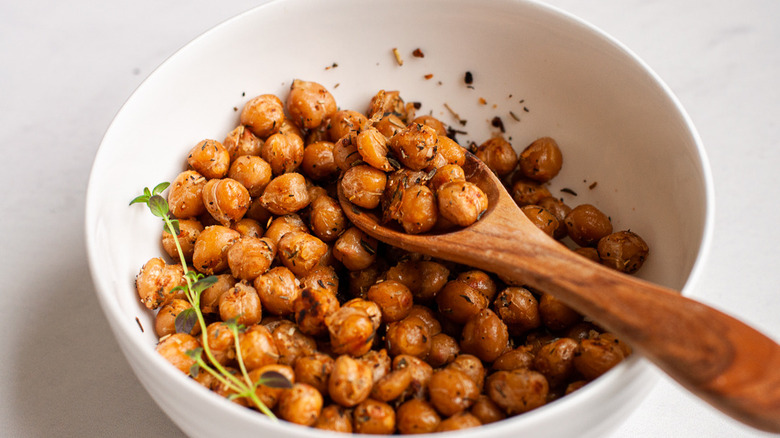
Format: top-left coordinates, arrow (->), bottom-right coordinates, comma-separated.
393,355 -> 434,399
200,274 -> 235,314
494,287 -> 541,334
436,412 -> 482,432
272,320 -> 317,366
385,261 -> 450,303
248,364 -> 295,410
470,395 -> 506,424
436,135 -> 467,166
538,197 -> 571,239
263,214 -> 308,247
286,79 -> 337,129
223,125 -> 263,162
435,280 -> 489,324
598,230 -> 649,273
232,218 -> 263,238
371,367 -> 413,402
382,169 -> 428,222
294,353 -> 335,394
386,315 -> 432,359
574,246 -> 601,263
161,218 -> 203,262
538,293 -> 581,331
192,225 -> 240,275
245,197 -> 273,224
343,298 -> 383,331
301,141 -> 339,181
202,178 -> 251,227
460,309 -> 510,362
272,118 -> 305,138
456,270 -> 497,301
240,94 -> 286,139
566,321 -> 601,342
329,354 -> 374,407
294,288 -> 340,337
524,328 -> 557,355
325,306 -> 376,357
475,136 -> 517,177
428,367 -> 480,416
353,399 -> 396,435
168,170 -> 207,219
278,383 -> 323,426
533,337 -> 579,388
521,205 -> 559,238
356,127 -> 394,171
227,155 -> 272,197
135,257 -> 186,310
156,333 -> 200,374
260,172 -> 311,215
205,321 -> 236,365
428,163 -> 465,192
367,89 -> 411,121
486,368 -> 549,415
437,180 -> 488,227
308,194 -> 347,242
599,332 -> 632,357
333,135 -> 362,171
574,337 -> 626,380
277,231 -> 328,277
300,265 -> 340,296
155,299 -> 199,338
333,227 -> 378,271
510,178 -> 552,207
314,405 -> 353,433
238,324 -> 280,371
565,380 -> 588,395
564,204 -> 613,247
340,164 -> 387,209
347,264 -> 383,298
406,305 -> 442,335
389,123 -> 438,170
218,281 -> 262,327
427,333 -> 460,368
412,115 -> 447,136
448,354 -> 487,392
367,280 -> 414,323
328,109 -> 369,142
226,236 -> 275,281
187,139 -> 230,179
262,132 -> 304,175
397,184 -> 438,234
362,348 -> 392,383
397,399 -> 441,434
253,266 -> 301,316
374,113 -> 407,139
518,137 -> 563,182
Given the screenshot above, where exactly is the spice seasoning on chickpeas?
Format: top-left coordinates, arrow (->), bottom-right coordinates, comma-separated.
132,79 -> 650,433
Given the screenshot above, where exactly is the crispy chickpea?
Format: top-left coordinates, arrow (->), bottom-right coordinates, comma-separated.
574,246 -> 601,263
328,109 -> 369,142
406,305 -> 442,335
518,137 -> 563,182
168,170 -> 207,219
294,288 -> 340,337
187,139 -> 230,179
385,261 -> 450,302
374,113 -> 406,139
301,141 -> 339,181
476,136 -> 517,177
533,337 -> 579,387
161,218 -> 203,262
300,265 -> 340,296
362,349 -> 392,383
155,299 -> 199,338
371,367 -> 413,402
521,205 -> 559,238
367,280 -> 414,323
510,178 -> 552,207
226,236 -> 275,281
538,197 -> 571,239
460,309 -> 510,362
263,214 -> 308,247
329,354 -> 374,407
356,127 -> 394,171
333,135 -> 362,171
389,123 -> 438,170
278,383 -> 323,426
248,364 -> 295,410
325,306 -> 376,356
205,321 -> 236,365
353,399 -> 396,435
437,180 -> 488,227
340,164 -> 387,209
272,320 -> 318,366
287,79 -> 337,129
386,315 -> 432,359
436,280 -> 489,324
599,332 -> 632,357
428,163 -> 465,192
308,194 -> 347,242
262,132 -> 304,175
156,333 -> 200,374
393,355 -> 434,399
448,354 -> 486,391
538,293 -> 581,331
382,168 -> 428,222
524,328 -> 557,355
470,395 -> 506,424
428,367 -> 480,416
202,178 -> 251,227
223,125 -> 263,162
397,399 -> 441,434
565,380 -> 588,394
294,353 -> 335,394
597,230 -> 650,273
218,281 -> 262,326
260,172 -> 311,215
239,324 -> 280,371
437,135 -> 467,166
254,266 -> 301,316
564,204 -> 613,247
397,184 -> 438,234
240,94 -> 286,139
486,368 -> 549,415
347,264 -> 383,298
495,287 -> 541,334
232,217 -> 263,238
212,367 -> 248,406
200,273 -> 235,314
272,118 -> 305,138
566,321 -> 600,342
368,89 -> 410,121
192,225 -> 240,275
277,231 -> 328,276
436,412 -> 482,431
457,270 -> 497,301
314,405 -> 353,433
574,337 -> 626,380
245,197 -> 273,224
343,298 -> 383,331
427,333 -> 460,368
135,257 -> 186,310
412,115 -> 447,136
333,227 -> 378,271
227,155 -> 272,197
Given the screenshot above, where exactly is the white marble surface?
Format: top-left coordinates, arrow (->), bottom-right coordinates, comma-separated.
1,0 -> 778,436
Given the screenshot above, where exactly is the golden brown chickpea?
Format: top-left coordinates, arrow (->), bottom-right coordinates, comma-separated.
456,270 -> 497,301
254,266 -> 301,316
218,281 -> 262,327
340,164 -> 387,209
521,205 -> 559,238
248,363 -> 295,410
231,218 -> 262,239
373,113 -> 406,139
333,227 -> 378,271
356,127 -> 394,171
371,367 -> 412,402
447,354 -> 487,391
272,117 -> 305,139
564,204 -> 613,247
135,257 -> 187,310
436,412 -> 482,432
397,183 -> 438,234
333,135 -> 362,171
239,324 -> 280,371
223,125 -> 263,162
328,354 -> 374,407
347,264 -> 383,298
294,353 -> 335,394
382,168 -> 428,222
286,79 -> 337,130
574,246 -> 601,263
271,320 -> 318,366
412,115 -> 447,136
598,332 -> 632,356
155,299 -> 200,338
156,333 -> 200,374
245,197 -> 273,224
353,399 -> 396,435
168,170 -> 207,219
300,265 -> 340,296
533,337 -> 579,388
294,288 -> 340,337
227,155 -> 272,197
524,328 -> 557,355
397,399 -> 441,434
518,136 -> 563,182
389,123 -> 439,170
205,321 -> 236,365
538,293 -> 582,331
494,286 -> 542,335
406,305 -> 442,335
301,141 -> 339,181
277,231 -> 328,277
192,225 -> 240,275
161,218 -> 203,262
362,349 -> 392,383
328,109 -> 369,142
597,230 -> 650,273
574,337 -> 626,380
199,273 -> 235,314
367,280 -> 414,323
538,197 -> 571,239
343,298 -> 383,331
460,309 -> 510,362
385,261 -> 450,303
367,89 -> 410,121
202,178 -> 251,227
475,135 -> 518,177
263,214 -> 308,247
386,315 -> 432,359
325,306 -> 376,357
510,178 -> 552,207
260,172 -> 311,215
393,355 -> 434,399
212,367 -> 249,406
437,135 -> 467,166
428,163 -> 466,193
470,395 -> 506,424
314,405 -> 353,433
226,236 -> 275,281
427,332 -> 460,367
308,194 -> 347,242
278,383 -> 323,426
437,180 -> 488,227
262,132 -> 304,175
187,139 -> 230,179
428,367 -> 480,416
565,380 -> 588,395
435,280 -> 489,324
566,321 -> 600,342
240,94 -> 286,139
486,368 -> 549,415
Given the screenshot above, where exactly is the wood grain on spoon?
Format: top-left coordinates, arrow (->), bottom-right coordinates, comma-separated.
338,152 -> 780,433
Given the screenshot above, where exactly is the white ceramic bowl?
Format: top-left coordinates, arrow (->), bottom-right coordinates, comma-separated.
85,0 -> 714,437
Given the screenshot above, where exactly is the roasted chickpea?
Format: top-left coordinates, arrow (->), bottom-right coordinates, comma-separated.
566,321 -> 601,342
574,337 -> 626,380
470,395 -> 506,424
373,113 -> 406,139
333,227 -> 378,271
371,367 -> 412,402
597,230 -> 650,273
456,270 -> 497,301
248,364 -> 295,410
329,354 -> 374,407
386,315 -> 432,359
314,405 -> 353,433
277,231 -> 328,276
397,399 -> 441,434
475,136 -> 517,177
226,236 -> 275,281
343,298 -> 383,331
428,163 -> 465,193
447,354 -> 486,391
382,168 -> 428,222
385,260 -> 450,302
263,214 -> 308,247
347,264 -> 383,298
356,127 -> 394,171
294,353 -> 335,394
192,225 -> 240,275
340,164 -> 387,209
436,412 -> 482,432
518,136 -> 563,182
368,89 -> 410,121
156,333 -> 200,374
254,266 -> 301,316
393,355 -> 434,399
294,288 -> 340,337
334,135 -> 362,170
460,309 -> 510,362
161,218 -> 203,262
239,324 -> 280,371
406,304 -> 442,335
367,280 -> 414,323
537,197 -> 571,239
245,197 -> 273,224
308,194 -> 347,242
437,135 -> 467,166
574,246 -> 601,263
538,293 -> 581,331
168,170 -> 207,219
492,345 -> 535,371
223,125 -> 263,162
533,337 -> 579,387
510,178 -> 552,207
598,332 -> 632,357
521,205 -> 559,238
396,183 -> 438,234
412,115 -> 447,136
565,380 -> 588,395
325,306 -> 376,357
564,204 -> 613,247
262,132 -> 304,175
494,287 -> 541,335
436,280 -> 489,324
353,399 -> 396,435
486,368 -> 549,415
205,321 -> 236,365
155,299 -> 199,337
200,274 -> 235,314
218,281 -> 262,326
300,265 -> 340,296
135,257 -> 186,310
232,218 -> 263,238
437,180 -> 488,227
328,109 -> 369,142
271,320 -> 318,366
389,123 -> 439,170
240,94 -> 286,139
524,328 -> 557,355
301,141 -> 339,181
427,332 -> 460,367
227,155 -> 272,197
362,349 -> 392,383
286,79 -> 337,129
187,139 -> 230,179
278,383 -> 323,426
260,172 -> 311,215
428,367 -> 480,416
202,178 -> 251,227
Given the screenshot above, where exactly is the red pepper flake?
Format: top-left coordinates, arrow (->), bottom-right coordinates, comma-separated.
465,71 -> 473,84
491,116 -> 505,133
392,48 -> 403,66
325,62 -> 339,70
478,97 -> 487,105
412,48 -> 425,58
424,73 -> 434,80
589,181 -> 598,190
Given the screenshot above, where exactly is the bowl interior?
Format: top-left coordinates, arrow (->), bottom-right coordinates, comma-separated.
86,0 -> 712,436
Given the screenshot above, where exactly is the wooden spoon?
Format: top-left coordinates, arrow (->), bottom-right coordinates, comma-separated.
338,152 -> 780,433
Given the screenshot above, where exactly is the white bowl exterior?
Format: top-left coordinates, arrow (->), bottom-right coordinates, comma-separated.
86,0 -> 713,437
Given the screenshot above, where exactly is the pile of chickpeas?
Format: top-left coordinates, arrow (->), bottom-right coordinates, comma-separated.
136,79 -> 650,433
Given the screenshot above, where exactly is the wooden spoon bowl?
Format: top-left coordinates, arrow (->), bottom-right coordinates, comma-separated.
338,152 -> 780,433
